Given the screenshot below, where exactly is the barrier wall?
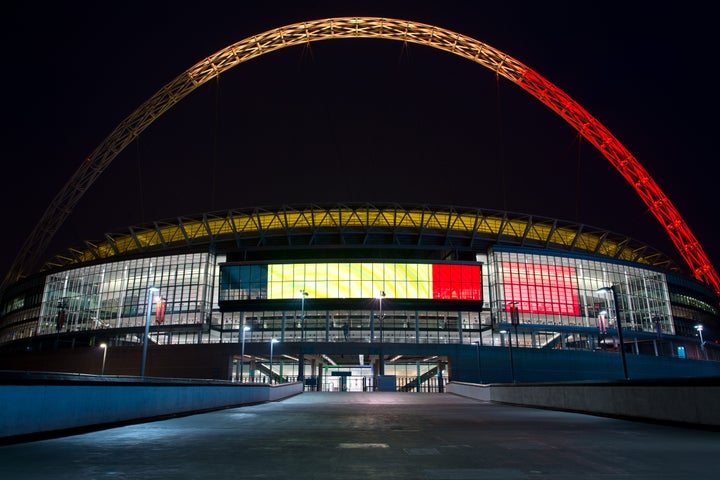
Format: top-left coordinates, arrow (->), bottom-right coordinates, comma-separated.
0,372 -> 302,442
447,379 -> 720,427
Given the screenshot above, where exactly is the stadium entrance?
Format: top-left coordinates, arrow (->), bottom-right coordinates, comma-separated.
231,352 -> 449,392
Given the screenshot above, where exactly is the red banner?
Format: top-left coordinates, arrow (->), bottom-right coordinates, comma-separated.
155,297 -> 167,324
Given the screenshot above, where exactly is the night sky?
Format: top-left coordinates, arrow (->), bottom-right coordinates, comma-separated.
3,1 -> 717,288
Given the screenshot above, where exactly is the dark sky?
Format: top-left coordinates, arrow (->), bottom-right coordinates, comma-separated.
2,1 -> 717,286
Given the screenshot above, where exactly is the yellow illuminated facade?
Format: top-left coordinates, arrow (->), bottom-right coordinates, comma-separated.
268,263 -> 432,300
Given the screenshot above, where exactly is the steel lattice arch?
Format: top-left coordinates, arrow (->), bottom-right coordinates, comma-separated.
3,16 -> 718,297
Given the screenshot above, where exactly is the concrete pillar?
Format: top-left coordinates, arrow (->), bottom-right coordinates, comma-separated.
437,359 -> 444,393
373,357 -> 380,391
298,353 -> 305,382
309,357 -> 317,390
317,362 -> 323,392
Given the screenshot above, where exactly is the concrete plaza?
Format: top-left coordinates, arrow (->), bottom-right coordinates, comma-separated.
0,391 -> 718,479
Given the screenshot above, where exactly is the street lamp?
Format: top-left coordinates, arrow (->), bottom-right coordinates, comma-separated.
269,337 -> 279,384
507,301 -> 520,346
299,289 -> 309,340
472,340 -> 482,383
141,286 -> 159,379
502,301 -> 520,383
238,325 -> 251,382
695,324 -> 707,360
653,317 -> 663,357
500,329 -> 515,383
377,290 -> 386,342
99,343 -> 107,376
596,285 -> 629,380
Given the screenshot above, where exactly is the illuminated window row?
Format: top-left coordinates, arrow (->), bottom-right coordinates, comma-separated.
216,309 -> 481,344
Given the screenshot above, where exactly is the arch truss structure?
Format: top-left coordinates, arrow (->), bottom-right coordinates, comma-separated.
5,17 -> 718,296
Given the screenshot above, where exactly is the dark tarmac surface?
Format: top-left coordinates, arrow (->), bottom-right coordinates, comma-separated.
0,391 -> 718,479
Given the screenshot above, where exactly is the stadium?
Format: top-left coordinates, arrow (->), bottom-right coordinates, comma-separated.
1,18 -> 719,390
1,202 -> 718,390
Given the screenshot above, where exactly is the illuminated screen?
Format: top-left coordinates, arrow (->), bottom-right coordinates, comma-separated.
502,262 -> 579,315
260,262 -> 481,300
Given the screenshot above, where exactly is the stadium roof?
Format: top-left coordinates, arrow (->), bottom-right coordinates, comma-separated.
43,203 -> 678,272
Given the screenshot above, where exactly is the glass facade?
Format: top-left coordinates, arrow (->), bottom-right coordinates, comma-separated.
33,253 -> 215,343
0,245 -> 712,361
214,309 -> 481,345
216,261 -> 483,346
487,249 -> 674,350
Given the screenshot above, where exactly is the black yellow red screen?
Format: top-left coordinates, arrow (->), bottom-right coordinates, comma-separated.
265,262 -> 481,300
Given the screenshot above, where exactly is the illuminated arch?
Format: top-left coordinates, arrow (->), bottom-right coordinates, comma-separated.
5,17 -> 718,296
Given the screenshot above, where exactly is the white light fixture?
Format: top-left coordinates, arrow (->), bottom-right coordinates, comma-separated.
99,343 -> 107,376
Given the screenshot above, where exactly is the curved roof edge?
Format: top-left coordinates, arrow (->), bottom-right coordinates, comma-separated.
41,203 -> 680,273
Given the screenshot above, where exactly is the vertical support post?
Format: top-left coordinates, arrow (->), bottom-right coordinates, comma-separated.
238,325 -> 250,382
141,286 -> 159,379
597,286 -> 629,380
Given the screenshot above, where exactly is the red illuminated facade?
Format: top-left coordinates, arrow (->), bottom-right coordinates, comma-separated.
501,262 -> 580,316
432,264 -> 481,300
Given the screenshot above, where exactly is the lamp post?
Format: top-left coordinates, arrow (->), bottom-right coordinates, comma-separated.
695,324 -> 707,360
503,301 -> 520,383
100,343 -> 107,376
269,337 -> 279,384
299,289 -> 308,340
377,290 -> 386,342
508,301 -> 520,346
473,340 -> 482,383
238,325 -> 251,382
500,329 -> 516,383
653,317 -> 663,357
596,285 -> 629,380
141,286 -> 159,379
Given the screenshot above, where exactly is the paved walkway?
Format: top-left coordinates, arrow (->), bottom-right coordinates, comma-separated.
1,392 -> 718,479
